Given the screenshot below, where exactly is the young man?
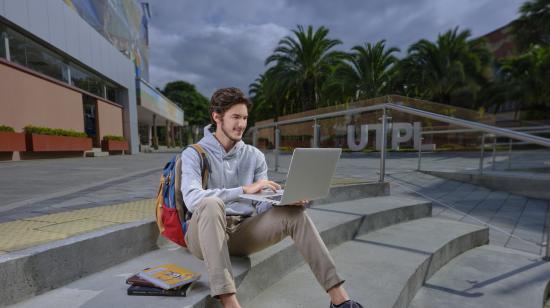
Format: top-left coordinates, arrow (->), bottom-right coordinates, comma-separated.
180,87 -> 362,308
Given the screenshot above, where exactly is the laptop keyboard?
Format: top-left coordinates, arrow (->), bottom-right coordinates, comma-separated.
266,195 -> 282,202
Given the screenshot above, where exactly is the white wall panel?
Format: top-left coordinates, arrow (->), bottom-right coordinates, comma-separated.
89,28 -> 101,69
4,0 -> 28,29
77,20 -> 92,67
0,0 -> 6,17
27,0 -> 49,42
64,4 -> 79,57
47,0 -> 66,52
98,38 -> 109,78
116,53 -> 126,83
107,45 -> 117,82
2,0 -> 137,90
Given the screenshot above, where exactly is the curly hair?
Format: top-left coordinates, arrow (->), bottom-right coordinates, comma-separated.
209,87 -> 252,129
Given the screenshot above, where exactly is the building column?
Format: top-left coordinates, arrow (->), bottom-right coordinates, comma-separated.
170,122 -> 176,147
165,120 -> 170,147
152,114 -> 158,148
146,124 -> 152,146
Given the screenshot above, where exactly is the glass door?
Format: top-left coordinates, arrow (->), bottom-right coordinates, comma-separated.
83,95 -> 99,147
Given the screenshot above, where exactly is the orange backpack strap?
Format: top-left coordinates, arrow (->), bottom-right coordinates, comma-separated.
189,144 -> 209,189
155,174 -> 167,233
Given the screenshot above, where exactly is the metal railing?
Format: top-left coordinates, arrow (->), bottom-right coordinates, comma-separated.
418,125 -> 550,174
250,102 -> 550,176
249,102 -> 550,260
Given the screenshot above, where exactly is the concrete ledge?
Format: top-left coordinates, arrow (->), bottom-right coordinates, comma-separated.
6,195 -> 431,307
237,196 -> 431,306
0,182 -> 387,307
410,245 -> 550,308
0,220 -> 159,306
421,169 -> 550,201
247,217 -> 489,308
312,181 -> 390,205
395,222 -> 489,308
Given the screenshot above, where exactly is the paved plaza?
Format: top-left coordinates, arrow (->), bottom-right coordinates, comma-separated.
0,150 -> 548,256
268,150 -> 550,255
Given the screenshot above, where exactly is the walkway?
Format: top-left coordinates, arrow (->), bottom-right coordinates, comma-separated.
268,151 -> 549,255
0,151 -> 548,256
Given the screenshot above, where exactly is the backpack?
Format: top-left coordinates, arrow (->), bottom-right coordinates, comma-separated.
155,144 -> 209,247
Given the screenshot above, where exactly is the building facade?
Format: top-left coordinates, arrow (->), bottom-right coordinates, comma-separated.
0,0 -> 183,159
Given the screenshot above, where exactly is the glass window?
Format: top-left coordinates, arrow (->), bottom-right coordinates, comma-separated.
7,28 -> 28,66
0,24 -> 6,59
0,33 -> 5,59
106,84 -> 118,103
5,27 -> 65,82
24,39 -> 65,81
1,22 -> 121,100
70,63 -> 105,97
87,74 -> 103,97
70,64 -> 89,91
61,62 -> 70,83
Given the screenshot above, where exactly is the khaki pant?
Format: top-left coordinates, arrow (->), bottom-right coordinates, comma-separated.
185,197 -> 343,297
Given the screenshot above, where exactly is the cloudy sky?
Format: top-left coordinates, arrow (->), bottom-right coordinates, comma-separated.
144,0 -> 525,98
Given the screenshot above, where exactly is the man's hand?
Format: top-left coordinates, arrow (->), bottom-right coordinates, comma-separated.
242,179 -> 281,194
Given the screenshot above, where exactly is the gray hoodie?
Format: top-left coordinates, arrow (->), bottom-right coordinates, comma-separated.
180,133 -> 268,216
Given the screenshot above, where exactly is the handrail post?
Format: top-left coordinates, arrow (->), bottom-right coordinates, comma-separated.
313,119 -> 320,148
379,108 -> 388,183
508,138 -> 512,169
545,220 -> 550,261
491,136 -> 497,171
275,127 -> 280,172
252,128 -> 257,148
417,136 -> 423,171
479,133 -> 485,175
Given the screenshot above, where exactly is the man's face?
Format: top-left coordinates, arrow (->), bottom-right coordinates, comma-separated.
215,103 -> 248,142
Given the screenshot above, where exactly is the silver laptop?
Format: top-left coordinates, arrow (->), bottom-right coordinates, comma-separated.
239,148 -> 342,205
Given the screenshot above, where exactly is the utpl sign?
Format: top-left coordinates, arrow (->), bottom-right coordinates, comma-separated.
347,122 -> 422,151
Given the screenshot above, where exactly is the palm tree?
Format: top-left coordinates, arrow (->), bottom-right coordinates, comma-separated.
401,27 -> 491,106
265,25 -> 345,112
327,40 -> 400,100
499,46 -> 550,118
513,0 -> 550,50
248,74 -> 268,123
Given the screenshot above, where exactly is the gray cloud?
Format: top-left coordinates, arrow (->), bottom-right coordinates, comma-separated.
144,0 -> 524,98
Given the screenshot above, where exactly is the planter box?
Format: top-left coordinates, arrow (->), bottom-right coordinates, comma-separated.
27,134 -> 92,152
101,139 -> 129,152
0,132 -> 26,152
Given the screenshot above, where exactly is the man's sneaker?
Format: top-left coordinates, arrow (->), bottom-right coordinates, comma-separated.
329,299 -> 364,308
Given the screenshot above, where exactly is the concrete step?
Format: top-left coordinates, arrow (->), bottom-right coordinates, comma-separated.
4,195 -> 431,307
84,148 -> 109,157
246,217 -> 488,308
0,182 -> 389,306
236,195 -> 431,305
421,169 -> 550,201
409,245 -> 550,308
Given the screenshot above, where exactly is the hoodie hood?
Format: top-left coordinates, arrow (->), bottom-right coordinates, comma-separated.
198,133 -> 245,161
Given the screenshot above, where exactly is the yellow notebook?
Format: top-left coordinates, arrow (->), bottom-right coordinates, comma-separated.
137,264 -> 200,290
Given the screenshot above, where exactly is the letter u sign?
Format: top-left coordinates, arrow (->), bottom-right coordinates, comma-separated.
347,125 -> 369,151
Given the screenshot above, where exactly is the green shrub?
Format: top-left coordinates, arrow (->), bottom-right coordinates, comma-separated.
24,125 -> 87,138
279,146 -> 294,153
103,135 -> 125,141
438,143 -> 464,151
0,125 -> 15,132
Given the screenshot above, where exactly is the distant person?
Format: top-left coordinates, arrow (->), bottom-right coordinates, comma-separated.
180,87 -> 363,308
